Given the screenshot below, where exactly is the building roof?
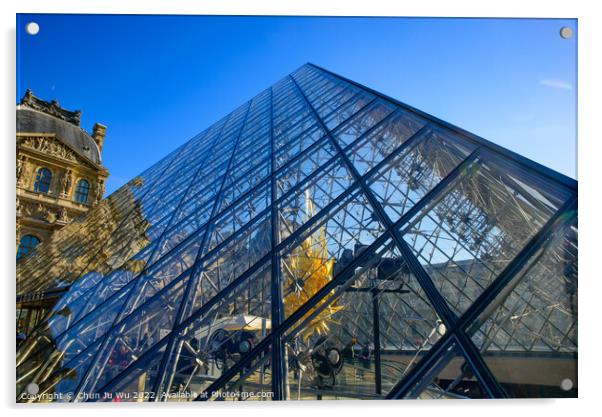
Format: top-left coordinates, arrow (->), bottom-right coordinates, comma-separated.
16,90 -> 102,165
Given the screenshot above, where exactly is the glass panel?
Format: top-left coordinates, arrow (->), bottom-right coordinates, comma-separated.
273,100 -> 308,131
155,261 -> 272,400
207,345 -> 273,401
400,152 -> 573,315
468,217 -> 577,398
56,284 -> 133,359
274,124 -> 326,169
281,237 -> 442,400
274,106 -> 310,134
403,342 -> 487,399
323,92 -> 374,131
181,215 -> 272,324
118,232 -> 202,318
17,185 -> 155,296
43,243 -> 155,338
203,183 -> 270,254
279,190 -> 386,321
18,341 -> 101,403
151,217 -> 209,265
97,344 -> 167,402
76,277 -> 188,396
171,174 -> 222,225
16,286 -> 132,400
345,108 -> 427,176
275,136 -> 337,199
274,112 -> 316,147
312,85 -> 357,118
277,157 -> 355,243
219,159 -> 270,211
367,128 -> 476,222
333,99 -> 396,148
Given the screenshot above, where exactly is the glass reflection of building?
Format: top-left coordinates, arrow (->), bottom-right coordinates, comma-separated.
16,90 -> 110,334
16,64 -> 577,402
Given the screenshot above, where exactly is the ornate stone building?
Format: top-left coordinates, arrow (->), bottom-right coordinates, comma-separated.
16,90 -> 109,259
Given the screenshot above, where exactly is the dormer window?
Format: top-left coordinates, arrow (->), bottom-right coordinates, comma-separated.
33,167 -> 52,193
74,179 -> 90,204
17,234 -> 40,259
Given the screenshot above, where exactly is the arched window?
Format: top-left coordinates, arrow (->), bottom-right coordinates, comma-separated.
33,167 -> 52,193
17,235 -> 40,260
74,179 -> 90,204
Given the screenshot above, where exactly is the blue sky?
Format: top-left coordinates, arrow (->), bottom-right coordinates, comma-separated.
16,14 -> 577,194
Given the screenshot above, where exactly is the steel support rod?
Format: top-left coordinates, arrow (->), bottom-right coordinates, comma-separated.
372,287 -> 382,395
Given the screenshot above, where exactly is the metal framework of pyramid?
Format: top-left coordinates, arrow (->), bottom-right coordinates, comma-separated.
16,63 -> 578,401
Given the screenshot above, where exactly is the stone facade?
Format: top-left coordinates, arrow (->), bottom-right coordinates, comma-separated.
16,90 -> 109,257
16,90 -> 110,334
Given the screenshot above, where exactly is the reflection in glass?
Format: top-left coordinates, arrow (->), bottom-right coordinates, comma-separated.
282,237 -> 443,399
402,342 -> 487,399
468,217 -> 577,397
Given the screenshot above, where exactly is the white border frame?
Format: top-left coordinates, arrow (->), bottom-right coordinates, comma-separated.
2,1 -> 599,416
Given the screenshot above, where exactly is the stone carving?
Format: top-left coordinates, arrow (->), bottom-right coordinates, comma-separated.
19,202 -> 53,222
38,203 -> 51,222
56,207 -> 70,223
16,155 -> 26,184
19,136 -> 79,163
21,160 -> 34,188
94,179 -> 105,205
16,220 -> 21,247
60,169 -> 73,197
20,89 -> 82,126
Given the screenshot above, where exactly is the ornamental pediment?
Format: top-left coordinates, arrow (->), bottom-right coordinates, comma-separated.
18,134 -> 97,169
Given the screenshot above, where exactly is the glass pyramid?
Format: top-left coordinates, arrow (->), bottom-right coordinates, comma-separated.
16,63 -> 578,402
